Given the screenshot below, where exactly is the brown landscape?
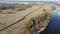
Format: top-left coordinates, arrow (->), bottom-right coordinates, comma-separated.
0,2 -> 60,34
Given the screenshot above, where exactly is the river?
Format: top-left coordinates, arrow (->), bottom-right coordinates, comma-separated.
40,6 -> 60,34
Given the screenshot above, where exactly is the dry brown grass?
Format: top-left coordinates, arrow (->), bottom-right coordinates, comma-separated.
0,3 -> 51,34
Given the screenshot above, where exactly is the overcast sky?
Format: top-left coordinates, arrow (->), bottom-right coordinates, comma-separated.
0,0 -> 60,1
0,0 -> 60,3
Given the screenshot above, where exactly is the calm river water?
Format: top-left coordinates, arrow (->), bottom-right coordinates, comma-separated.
40,6 -> 60,34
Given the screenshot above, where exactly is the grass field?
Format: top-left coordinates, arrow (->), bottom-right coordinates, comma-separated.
0,2 -> 60,34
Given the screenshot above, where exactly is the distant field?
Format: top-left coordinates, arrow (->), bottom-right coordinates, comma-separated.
0,3 -> 32,14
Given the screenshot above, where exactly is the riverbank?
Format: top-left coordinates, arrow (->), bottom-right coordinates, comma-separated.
57,9 -> 60,17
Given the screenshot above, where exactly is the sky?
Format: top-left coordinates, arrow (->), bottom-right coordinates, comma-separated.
0,0 -> 60,1
0,0 -> 60,3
